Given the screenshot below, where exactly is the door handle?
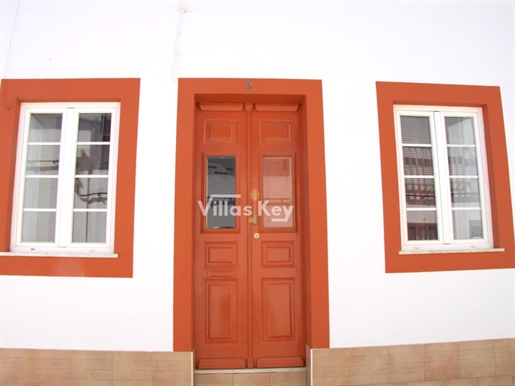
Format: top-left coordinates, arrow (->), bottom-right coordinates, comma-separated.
249,189 -> 259,225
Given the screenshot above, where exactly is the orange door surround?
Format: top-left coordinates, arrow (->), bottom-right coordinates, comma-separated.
194,102 -> 305,369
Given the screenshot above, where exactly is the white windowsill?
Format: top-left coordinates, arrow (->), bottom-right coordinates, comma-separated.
399,248 -> 505,255
0,252 -> 118,258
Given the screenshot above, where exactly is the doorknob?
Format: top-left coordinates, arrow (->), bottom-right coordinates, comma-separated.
249,189 -> 259,225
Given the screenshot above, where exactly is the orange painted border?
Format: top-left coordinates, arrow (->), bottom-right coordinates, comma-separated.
173,78 -> 330,352
0,78 -> 140,277
376,81 -> 514,273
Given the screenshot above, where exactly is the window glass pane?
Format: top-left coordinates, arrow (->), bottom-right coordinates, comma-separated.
72,212 -> 107,242
76,145 -> 110,175
28,114 -> 62,142
263,156 -> 294,229
26,145 -> 60,175
206,157 -> 236,229
74,178 -> 108,209
24,178 -> 58,208
405,178 -> 436,208
406,210 -> 438,240
447,147 -> 478,176
450,178 -> 480,208
400,116 -> 431,144
452,210 -> 483,239
445,117 -> 475,145
403,147 -> 434,175
21,211 -> 56,242
78,113 -> 111,142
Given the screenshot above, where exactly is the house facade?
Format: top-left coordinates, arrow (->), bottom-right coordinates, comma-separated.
1,1 -> 514,385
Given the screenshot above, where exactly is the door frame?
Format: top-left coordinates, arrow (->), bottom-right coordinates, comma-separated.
173,78 -> 329,354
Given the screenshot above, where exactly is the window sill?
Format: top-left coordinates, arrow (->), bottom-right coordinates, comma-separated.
0,252 -> 118,259
399,248 -> 505,255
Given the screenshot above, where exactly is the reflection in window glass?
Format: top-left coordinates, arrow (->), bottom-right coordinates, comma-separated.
206,157 -> 236,229
400,115 -> 438,241
445,116 -> 483,240
73,113 -> 112,244
262,156 -> 294,229
21,113 -> 62,242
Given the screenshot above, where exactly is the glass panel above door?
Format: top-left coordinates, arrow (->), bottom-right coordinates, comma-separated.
206,156 -> 236,229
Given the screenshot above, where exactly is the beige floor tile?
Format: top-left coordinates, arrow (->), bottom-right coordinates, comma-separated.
351,346 -> 388,357
112,369 -> 152,382
460,341 -> 495,351
73,351 -> 113,360
351,354 -> 388,366
389,352 -> 425,365
350,373 -> 388,385
442,379 -> 479,386
73,381 -> 112,386
425,360 -> 460,381
461,348 -> 495,360
73,368 -> 113,380
407,381 -> 443,386
233,372 -> 271,386
195,373 -> 232,384
388,344 -> 425,354
478,375 -> 514,385
271,370 -> 306,386
425,343 -> 460,352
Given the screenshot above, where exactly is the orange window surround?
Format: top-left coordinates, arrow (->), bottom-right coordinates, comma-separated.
376,81 -> 514,273
0,78 -> 140,277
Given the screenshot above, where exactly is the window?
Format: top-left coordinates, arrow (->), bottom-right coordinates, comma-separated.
395,106 -> 492,251
12,103 -> 120,254
376,82 -> 514,273
0,78 -> 140,277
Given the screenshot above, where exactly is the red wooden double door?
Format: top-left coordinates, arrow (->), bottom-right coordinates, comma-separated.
194,102 -> 305,369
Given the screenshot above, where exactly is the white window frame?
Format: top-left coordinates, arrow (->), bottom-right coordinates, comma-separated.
394,105 -> 493,252
11,102 -> 120,255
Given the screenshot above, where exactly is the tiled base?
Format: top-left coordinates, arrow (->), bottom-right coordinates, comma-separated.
312,339 -> 515,386
0,349 -> 193,386
1,338 -> 513,386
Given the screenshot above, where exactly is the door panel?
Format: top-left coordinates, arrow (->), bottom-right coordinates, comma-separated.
195,104 -> 248,369
194,103 -> 304,369
262,280 -> 295,339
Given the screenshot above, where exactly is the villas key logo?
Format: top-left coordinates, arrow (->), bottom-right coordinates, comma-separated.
197,194 -> 293,223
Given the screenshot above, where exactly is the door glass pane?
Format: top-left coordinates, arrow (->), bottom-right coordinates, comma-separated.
262,156 -> 294,229
206,157 -> 236,229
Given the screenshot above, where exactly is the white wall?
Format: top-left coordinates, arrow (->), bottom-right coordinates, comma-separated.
1,0 -> 513,351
